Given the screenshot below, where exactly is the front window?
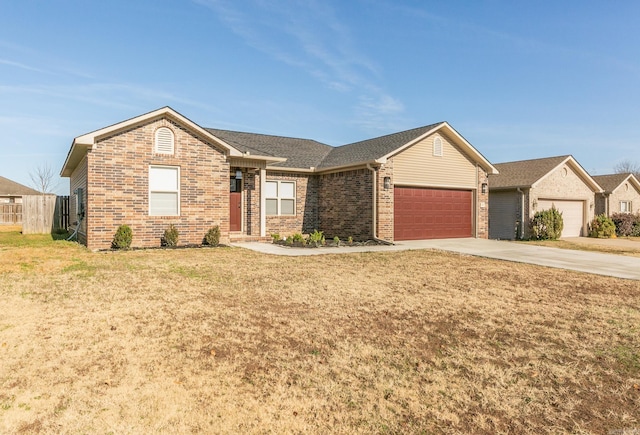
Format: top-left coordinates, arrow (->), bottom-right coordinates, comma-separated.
265,180 -> 295,216
149,166 -> 180,216
620,201 -> 632,213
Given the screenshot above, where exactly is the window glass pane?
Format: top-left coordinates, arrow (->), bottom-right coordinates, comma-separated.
266,198 -> 277,215
281,199 -> 295,215
265,181 -> 278,198
150,167 -> 178,191
280,182 -> 295,199
150,192 -> 178,216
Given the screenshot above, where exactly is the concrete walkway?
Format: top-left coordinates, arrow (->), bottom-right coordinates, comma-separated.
231,238 -> 640,281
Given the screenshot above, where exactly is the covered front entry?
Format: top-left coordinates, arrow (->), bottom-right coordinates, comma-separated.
537,199 -> 584,237
394,187 -> 473,240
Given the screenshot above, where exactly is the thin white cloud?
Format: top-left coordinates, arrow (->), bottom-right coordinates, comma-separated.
0,83 -> 214,112
0,58 -> 45,73
194,0 -> 405,132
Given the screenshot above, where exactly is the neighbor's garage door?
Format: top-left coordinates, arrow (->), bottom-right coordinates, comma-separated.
537,199 -> 584,237
394,187 -> 472,240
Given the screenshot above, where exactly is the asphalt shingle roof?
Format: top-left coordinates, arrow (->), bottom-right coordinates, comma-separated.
592,173 -> 634,193
318,123 -> 444,169
489,155 -> 571,189
205,128 -> 333,169
0,176 -> 40,196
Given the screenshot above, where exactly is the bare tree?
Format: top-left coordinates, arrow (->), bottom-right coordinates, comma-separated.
613,159 -> 640,178
29,163 -> 57,194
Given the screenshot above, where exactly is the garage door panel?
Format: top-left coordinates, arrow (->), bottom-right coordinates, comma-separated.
394,187 -> 472,240
537,199 -> 584,237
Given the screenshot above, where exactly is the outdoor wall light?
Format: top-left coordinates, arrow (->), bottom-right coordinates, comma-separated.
235,169 -> 242,179
481,182 -> 488,194
532,199 -> 538,209
383,176 -> 391,189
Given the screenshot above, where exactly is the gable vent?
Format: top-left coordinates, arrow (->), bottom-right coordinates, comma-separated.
155,127 -> 175,154
433,136 -> 443,157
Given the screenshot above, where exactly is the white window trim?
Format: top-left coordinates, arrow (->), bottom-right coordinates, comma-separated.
433,136 -> 443,157
265,180 -> 296,216
154,127 -> 175,155
149,165 -> 180,216
620,201 -> 632,213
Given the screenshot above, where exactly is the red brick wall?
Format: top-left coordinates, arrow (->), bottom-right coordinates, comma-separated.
83,117 -> 230,250
318,168 -> 373,240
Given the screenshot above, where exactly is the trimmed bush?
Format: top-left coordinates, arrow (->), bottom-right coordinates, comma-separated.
112,224 -> 133,249
204,225 -> 221,246
530,206 -> 563,240
163,224 -> 179,247
588,214 -> 616,238
610,212 -> 640,237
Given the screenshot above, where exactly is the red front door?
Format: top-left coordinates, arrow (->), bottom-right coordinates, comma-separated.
230,192 -> 241,231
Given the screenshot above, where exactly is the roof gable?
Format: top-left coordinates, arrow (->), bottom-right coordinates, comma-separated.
490,155 -> 602,192
593,173 -> 640,194
0,176 -> 41,196
61,107 -> 246,177
318,122 -> 497,174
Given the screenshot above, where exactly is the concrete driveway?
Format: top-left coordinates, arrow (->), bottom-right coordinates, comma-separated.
232,238 -> 640,281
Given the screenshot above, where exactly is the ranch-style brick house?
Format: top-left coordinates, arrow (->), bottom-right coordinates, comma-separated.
60,107 -> 497,250
488,155 -> 603,240
592,173 -> 640,216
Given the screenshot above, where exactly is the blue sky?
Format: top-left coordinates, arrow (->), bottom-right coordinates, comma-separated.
1,0 -> 639,194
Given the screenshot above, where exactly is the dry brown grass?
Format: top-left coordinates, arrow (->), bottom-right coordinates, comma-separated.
1,232 -> 639,434
522,237 -> 640,257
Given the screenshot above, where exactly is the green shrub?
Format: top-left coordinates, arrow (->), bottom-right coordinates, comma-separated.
204,225 -> 221,246
611,212 -> 640,237
163,224 -> 179,247
307,229 -> 324,246
112,224 -> 133,249
271,233 -> 281,242
292,233 -> 304,243
347,236 -> 353,245
333,236 -> 340,246
530,206 -> 564,240
589,214 -> 616,238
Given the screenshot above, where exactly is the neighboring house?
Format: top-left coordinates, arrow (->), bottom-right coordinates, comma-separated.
0,175 -> 40,203
0,175 -> 40,225
488,155 -> 602,239
60,107 -> 497,250
593,173 -> 640,216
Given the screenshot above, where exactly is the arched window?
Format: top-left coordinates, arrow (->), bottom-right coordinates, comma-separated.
433,136 -> 443,157
154,127 -> 175,155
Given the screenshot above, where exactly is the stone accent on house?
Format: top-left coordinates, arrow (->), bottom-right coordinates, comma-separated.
476,166 -> 489,239
264,172 -> 319,237
318,168 -> 373,240
82,117 -> 230,250
377,162 -> 394,241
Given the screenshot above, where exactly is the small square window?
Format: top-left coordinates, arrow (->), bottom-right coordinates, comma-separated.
265,180 -> 296,216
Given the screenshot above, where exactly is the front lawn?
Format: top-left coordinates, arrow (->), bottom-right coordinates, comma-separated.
1,231 -> 639,434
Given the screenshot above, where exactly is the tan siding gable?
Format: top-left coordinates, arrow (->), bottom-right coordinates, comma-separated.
393,133 -> 476,188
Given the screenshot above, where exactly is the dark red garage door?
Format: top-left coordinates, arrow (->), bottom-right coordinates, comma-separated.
394,187 -> 472,240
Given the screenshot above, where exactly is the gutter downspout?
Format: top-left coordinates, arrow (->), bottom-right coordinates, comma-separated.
516,188 -> 525,240
366,163 -> 394,245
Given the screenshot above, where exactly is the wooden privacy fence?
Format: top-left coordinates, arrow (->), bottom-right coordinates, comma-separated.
1,195 -> 69,233
22,194 -> 57,234
0,203 -> 22,224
